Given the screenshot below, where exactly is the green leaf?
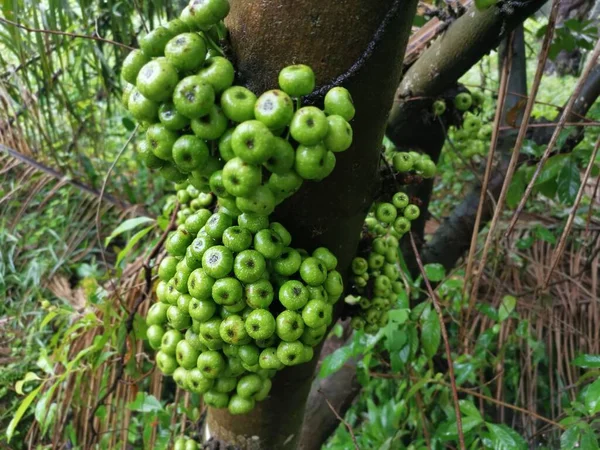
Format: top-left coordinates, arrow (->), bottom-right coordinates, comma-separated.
7,386 -> 42,442
424,263 -> 445,282
116,225 -> 155,266
460,400 -> 482,421
498,296 -> 516,322
507,169 -> 525,209
537,154 -> 567,186
533,225 -> 556,244
421,309 -> 441,358
319,346 -> 353,378
580,426 -> 600,450
561,427 -> 580,449
128,392 -> 164,413
437,415 -> 483,441
584,378 -> 600,415
572,354 -> 600,368
122,116 -> 136,131
557,157 -> 581,204
486,423 -> 528,450
104,217 -> 155,247
15,372 -> 41,395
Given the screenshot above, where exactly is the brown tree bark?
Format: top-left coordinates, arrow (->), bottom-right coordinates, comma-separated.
206,1 -> 418,448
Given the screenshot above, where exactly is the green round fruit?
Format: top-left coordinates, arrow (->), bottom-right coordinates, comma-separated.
222,157 -> 262,197
278,64 -> 315,97
165,33 -> 207,72
324,86 -> 355,121
190,104 -> 228,140
245,279 -> 275,309
299,257 -> 328,287
290,107 -> 329,146
231,120 -> 275,165
139,26 -> 173,57
302,299 -> 331,328
172,135 -> 210,173
263,137 -> 295,174
276,340 -> 305,366
122,50 -> 150,85
234,249 -> 267,283
228,394 -> 255,415
245,309 -> 276,340
276,310 -> 305,342
136,59 -> 179,102
197,350 -> 225,379
221,86 -> 257,123
197,56 -> 234,94
323,115 -> 352,152
254,89 -> 294,129
128,88 -> 158,122
173,75 -> 215,119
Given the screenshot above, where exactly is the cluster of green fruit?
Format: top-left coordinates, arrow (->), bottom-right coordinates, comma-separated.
173,437 -> 200,450
433,92 -> 491,159
162,183 -> 215,225
146,209 -> 343,414
121,0 -> 355,218
345,190 -> 422,333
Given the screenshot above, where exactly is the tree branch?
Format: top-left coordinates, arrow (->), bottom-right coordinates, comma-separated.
422,63 -> 600,270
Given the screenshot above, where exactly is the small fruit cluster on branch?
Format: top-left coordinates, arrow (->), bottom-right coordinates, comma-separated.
127,0 -> 357,415
344,190 -> 422,334
121,0 -> 355,211
173,437 -> 200,450
434,91 -> 491,159
148,211 -> 343,414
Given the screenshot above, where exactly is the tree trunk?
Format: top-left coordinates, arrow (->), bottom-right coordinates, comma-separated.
206,1 -> 418,448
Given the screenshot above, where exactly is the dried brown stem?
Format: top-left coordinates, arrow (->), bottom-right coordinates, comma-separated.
0,17 -> 134,50
318,389 -> 359,450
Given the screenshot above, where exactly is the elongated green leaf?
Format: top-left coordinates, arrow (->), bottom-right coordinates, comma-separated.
572,354 -> 600,368
421,309 -> 441,358
104,216 -> 155,247
7,386 -> 42,442
584,378 -> 600,415
507,168 -> 526,209
116,225 -> 155,266
557,157 -> 581,204
498,295 -> 516,322
319,345 -> 353,378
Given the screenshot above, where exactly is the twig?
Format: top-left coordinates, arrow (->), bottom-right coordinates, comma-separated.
461,30 -> 513,330
318,389 -> 360,450
88,202 -> 179,442
465,0 -> 560,334
95,126 -> 137,278
0,144 -> 135,211
544,135 -> 600,287
439,381 -> 565,430
409,232 -> 466,450
505,39 -> 600,237
0,17 -> 134,50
